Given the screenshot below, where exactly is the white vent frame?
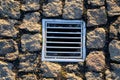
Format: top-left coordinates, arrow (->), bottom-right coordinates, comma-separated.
42,19 -> 86,62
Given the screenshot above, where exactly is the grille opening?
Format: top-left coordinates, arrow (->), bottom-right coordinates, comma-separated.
47,23 -> 81,27
47,43 -> 81,47
42,19 -> 86,62
47,28 -> 81,32
47,33 -> 81,37
47,48 -> 81,52
46,53 -> 81,56
47,38 -> 81,42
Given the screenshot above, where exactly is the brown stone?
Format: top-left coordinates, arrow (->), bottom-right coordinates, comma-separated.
86,51 -> 106,72
87,28 -> 106,49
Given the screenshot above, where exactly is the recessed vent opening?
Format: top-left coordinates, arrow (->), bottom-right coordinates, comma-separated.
42,19 -> 86,62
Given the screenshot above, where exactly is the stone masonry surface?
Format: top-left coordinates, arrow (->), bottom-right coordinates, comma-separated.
0,0 -> 119,80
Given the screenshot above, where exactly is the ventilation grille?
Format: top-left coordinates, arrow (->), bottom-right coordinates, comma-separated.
42,19 -> 86,62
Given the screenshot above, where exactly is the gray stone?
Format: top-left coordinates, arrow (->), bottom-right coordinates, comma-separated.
65,63 -> 84,77
88,0 -> 105,6
106,0 -> 120,16
63,0 -> 83,19
23,12 -> 40,23
0,19 -> 18,38
109,16 -> 120,38
0,61 -> 15,80
42,0 -> 62,17
109,40 -> 120,62
85,72 -> 103,80
65,73 -> 83,80
87,28 -> 106,48
18,53 -> 39,72
0,39 -> 18,61
40,61 -> 61,77
19,22 -> 41,33
18,74 -> 37,80
21,34 -> 42,52
21,0 -> 40,11
86,51 -> 106,72
110,63 -> 120,80
87,7 -> 107,27
0,0 -> 20,19
105,69 -> 120,80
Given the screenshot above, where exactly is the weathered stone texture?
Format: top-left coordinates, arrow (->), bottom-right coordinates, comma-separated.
88,0 -> 105,7
109,16 -> 120,38
105,69 -> 120,80
85,72 -> 103,80
23,12 -> 40,23
42,0 -> 62,17
0,61 -> 15,80
63,0 -> 83,19
87,28 -> 106,49
86,51 -> 106,72
18,53 -> 39,72
110,63 -> 120,80
40,61 -> 61,77
0,0 -> 20,19
21,0 -> 40,11
65,73 -> 83,80
0,39 -> 18,60
19,22 -> 41,33
42,78 -> 55,80
21,34 -> 42,52
0,19 -> 18,38
106,0 -> 120,16
109,40 -> 120,62
65,63 -> 84,77
87,7 -> 107,27
18,74 -> 37,80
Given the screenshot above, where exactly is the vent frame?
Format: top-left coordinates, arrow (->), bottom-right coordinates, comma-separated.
42,19 -> 86,62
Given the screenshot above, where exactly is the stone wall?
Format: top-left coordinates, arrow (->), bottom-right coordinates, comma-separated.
0,0 -> 120,80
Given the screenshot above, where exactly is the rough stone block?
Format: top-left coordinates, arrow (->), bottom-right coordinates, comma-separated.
87,7 -> 107,27
63,0 -> 83,19
21,34 -> 42,52
86,51 -> 106,72
106,0 -> 120,16
109,40 -> 120,62
42,0 -> 62,17
21,0 -> 40,11
0,0 -> 20,19
87,28 -> 106,49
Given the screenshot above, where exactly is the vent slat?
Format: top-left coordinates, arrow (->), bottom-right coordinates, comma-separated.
47,27 -> 81,29
47,37 -> 81,39
47,41 -> 80,44
47,32 -> 81,34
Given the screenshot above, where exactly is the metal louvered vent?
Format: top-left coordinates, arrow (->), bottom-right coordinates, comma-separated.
42,19 -> 86,62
